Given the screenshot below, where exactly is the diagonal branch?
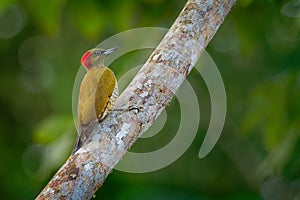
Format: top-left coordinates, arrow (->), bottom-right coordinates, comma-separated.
36,0 -> 236,199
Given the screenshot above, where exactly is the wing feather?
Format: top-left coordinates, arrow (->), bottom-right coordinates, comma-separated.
77,67 -> 117,126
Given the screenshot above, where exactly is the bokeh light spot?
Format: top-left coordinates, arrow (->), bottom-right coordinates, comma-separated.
0,4 -> 24,38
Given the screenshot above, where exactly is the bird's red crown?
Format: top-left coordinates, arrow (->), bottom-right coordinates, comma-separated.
81,51 -> 92,69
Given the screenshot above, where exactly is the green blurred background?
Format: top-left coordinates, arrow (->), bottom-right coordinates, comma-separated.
1,0 -> 300,199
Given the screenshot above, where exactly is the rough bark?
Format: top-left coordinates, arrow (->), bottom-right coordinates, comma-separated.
36,0 -> 236,199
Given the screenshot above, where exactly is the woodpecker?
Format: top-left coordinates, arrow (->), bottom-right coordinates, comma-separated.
72,47 -> 118,154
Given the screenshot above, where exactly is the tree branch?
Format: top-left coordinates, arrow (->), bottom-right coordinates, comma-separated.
36,0 -> 236,199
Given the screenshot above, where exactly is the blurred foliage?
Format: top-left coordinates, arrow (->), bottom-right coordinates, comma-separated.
0,0 -> 300,199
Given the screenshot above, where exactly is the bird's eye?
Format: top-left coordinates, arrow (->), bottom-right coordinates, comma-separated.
94,51 -> 101,56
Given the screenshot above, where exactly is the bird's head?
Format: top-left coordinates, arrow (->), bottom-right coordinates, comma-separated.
80,47 -> 117,70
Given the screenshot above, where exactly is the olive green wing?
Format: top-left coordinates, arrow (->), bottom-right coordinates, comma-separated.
77,67 -> 117,126
94,68 -> 117,121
